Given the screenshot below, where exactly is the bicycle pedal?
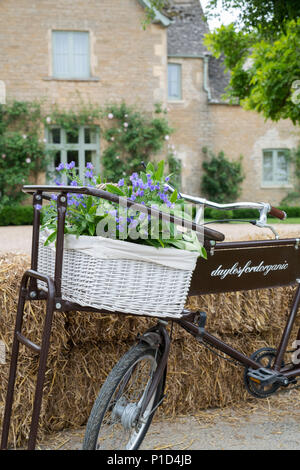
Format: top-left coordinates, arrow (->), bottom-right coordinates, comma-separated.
247,368 -> 289,387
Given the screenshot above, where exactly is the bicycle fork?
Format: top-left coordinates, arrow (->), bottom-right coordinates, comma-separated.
136,320 -> 170,421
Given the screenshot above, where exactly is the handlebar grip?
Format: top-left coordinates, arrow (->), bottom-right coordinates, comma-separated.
203,226 -> 225,242
269,206 -> 287,220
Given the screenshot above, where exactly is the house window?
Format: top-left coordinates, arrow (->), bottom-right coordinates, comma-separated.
168,63 -> 182,100
262,149 -> 290,185
52,31 -> 90,79
46,126 -> 100,182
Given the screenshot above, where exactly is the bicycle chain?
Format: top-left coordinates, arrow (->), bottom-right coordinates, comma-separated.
197,338 -> 243,368
197,339 -> 300,393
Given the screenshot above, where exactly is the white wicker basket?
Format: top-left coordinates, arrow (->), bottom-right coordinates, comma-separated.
37,232 -> 199,318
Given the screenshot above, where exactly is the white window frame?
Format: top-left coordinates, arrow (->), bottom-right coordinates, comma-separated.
262,148 -> 291,187
46,126 -> 100,183
168,63 -> 182,101
52,30 -> 90,79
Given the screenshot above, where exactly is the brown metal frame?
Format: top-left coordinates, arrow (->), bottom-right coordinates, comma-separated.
1,185 -> 300,450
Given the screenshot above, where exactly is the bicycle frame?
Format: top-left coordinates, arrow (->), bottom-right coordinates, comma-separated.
1,184 -> 299,450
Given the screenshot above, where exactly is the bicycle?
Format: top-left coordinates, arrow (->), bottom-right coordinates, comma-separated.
1,183 -> 299,451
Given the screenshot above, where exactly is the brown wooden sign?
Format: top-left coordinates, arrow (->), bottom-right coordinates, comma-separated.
189,239 -> 300,296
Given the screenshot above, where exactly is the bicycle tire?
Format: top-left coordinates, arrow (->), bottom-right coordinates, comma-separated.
82,342 -> 165,450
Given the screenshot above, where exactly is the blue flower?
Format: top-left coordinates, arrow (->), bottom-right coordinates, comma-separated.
165,176 -> 170,182
66,161 -> 75,170
86,162 -> 94,170
130,172 -> 138,181
34,204 -> 42,211
118,178 -> 125,187
56,163 -> 65,171
70,180 -> 78,186
85,170 -> 93,178
130,194 -> 136,201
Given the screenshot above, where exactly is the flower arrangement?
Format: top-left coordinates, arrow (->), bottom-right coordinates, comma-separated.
41,160 -> 206,258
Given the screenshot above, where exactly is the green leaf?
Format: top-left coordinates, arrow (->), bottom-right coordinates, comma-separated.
146,161 -> 154,173
44,230 -> 57,246
154,160 -> 165,181
170,189 -> 178,204
105,184 -> 126,196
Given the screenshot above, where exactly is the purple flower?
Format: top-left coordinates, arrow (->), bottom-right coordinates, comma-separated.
118,178 -> 125,187
130,194 -> 136,201
86,162 -> 94,170
51,194 -> 58,201
66,161 -> 75,170
70,180 -> 78,186
56,163 -> 65,171
117,224 -> 125,232
165,176 -> 170,182
34,204 -> 42,211
85,170 -> 93,178
130,172 -> 138,181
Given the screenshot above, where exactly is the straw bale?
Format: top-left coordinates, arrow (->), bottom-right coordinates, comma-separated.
1,249 -> 300,447
44,341 -> 134,432
0,254 -> 69,447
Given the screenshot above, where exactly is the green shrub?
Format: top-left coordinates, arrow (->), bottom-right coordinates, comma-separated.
209,209 -> 234,220
201,148 -> 245,204
0,205 -> 33,226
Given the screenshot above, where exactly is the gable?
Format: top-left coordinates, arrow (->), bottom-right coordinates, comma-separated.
137,0 -> 171,26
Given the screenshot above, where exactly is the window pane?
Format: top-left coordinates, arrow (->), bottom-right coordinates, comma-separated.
263,151 -> 273,182
51,128 -> 61,144
52,31 -> 89,78
53,31 -> 70,77
54,151 -> 61,169
72,32 -> 89,78
85,150 -> 93,165
168,63 -> 181,100
66,129 -> 79,144
84,128 -> 91,144
276,151 -> 289,183
67,150 -> 79,169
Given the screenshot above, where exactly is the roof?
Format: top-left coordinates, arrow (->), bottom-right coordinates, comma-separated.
166,0 -> 210,57
166,0 -> 230,103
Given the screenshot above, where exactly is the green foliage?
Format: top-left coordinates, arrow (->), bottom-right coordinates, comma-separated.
0,100 -> 49,208
44,102 -> 102,137
101,102 -> 174,182
204,0 -> 300,37
167,153 -> 182,190
42,160 -> 206,257
0,204 -> 34,226
205,19 -> 300,124
201,148 -> 245,204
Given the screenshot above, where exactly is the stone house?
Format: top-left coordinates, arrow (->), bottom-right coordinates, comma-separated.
0,0 -> 298,205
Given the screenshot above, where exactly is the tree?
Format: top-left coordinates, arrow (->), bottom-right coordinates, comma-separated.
204,0 -> 300,36
205,19 -> 300,124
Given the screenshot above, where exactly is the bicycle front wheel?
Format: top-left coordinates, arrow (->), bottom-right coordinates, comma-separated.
82,342 -> 164,450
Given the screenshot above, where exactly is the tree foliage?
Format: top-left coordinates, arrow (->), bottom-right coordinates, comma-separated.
204,0 -> 300,36
205,18 -> 300,124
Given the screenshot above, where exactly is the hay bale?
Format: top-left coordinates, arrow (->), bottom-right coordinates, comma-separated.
0,254 -> 69,447
1,247 -> 300,448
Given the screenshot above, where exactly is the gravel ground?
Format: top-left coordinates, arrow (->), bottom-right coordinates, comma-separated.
2,224 -> 300,451
36,392 -> 300,451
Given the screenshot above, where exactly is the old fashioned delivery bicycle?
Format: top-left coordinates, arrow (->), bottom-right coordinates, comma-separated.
1,182 -> 300,450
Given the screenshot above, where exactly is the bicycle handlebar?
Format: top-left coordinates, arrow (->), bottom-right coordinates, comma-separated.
23,185 -> 225,242
269,206 -> 287,220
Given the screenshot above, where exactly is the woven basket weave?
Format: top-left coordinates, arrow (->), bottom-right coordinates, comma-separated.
37,234 -> 198,318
